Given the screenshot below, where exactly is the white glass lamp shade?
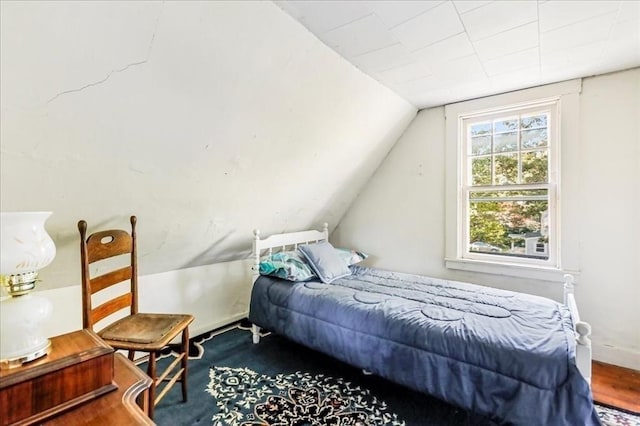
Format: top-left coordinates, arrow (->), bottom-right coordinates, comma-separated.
0,211 -> 56,276
0,211 -> 56,368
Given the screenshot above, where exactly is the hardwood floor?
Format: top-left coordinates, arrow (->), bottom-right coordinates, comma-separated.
591,361 -> 640,414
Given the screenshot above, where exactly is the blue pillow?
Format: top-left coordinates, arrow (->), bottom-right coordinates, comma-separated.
259,251 -> 316,281
298,242 -> 352,284
335,247 -> 368,266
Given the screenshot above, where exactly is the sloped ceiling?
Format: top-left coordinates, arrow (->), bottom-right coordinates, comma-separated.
0,1 -> 416,290
276,0 -> 640,108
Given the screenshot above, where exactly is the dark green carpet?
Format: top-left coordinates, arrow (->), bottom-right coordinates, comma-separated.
149,325 -> 497,426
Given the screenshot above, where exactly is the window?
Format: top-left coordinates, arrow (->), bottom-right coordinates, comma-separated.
460,100 -> 558,267
445,79 -> 581,281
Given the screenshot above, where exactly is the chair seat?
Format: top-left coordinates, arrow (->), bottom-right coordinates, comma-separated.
99,313 -> 194,351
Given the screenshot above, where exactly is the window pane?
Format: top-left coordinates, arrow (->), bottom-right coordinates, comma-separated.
522,129 -> 547,149
494,154 -> 518,184
494,118 -> 519,132
521,114 -> 547,129
471,157 -> 491,185
468,191 -> 549,260
494,132 -> 518,153
471,135 -> 491,155
522,151 -> 548,183
471,122 -> 491,136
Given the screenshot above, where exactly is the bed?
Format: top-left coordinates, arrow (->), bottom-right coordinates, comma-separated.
248,224 -> 599,426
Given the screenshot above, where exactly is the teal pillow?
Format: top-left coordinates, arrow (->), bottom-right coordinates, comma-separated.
259,251 -> 316,281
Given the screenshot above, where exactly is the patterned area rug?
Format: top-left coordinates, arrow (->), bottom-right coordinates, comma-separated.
149,325 -> 640,426
597,406 -> 640,426
205,365 -> 640,426
207,366 -> 403,426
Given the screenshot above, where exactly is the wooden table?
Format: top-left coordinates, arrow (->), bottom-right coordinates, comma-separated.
0,330 -> 153,425
45,353 -> 154,425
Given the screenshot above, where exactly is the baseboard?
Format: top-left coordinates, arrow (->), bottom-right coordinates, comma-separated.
190,311 -> 249,338
592,342 -> 640,371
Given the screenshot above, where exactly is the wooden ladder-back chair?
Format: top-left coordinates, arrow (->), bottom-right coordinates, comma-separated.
78,216 -> 194,420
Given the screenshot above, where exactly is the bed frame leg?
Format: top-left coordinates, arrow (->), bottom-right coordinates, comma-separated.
252,324 -> 261,344
563,274 -> 593,385
575,322 -> 592,385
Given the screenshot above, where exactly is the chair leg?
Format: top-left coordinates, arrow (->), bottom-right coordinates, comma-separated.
147,351 -> 157,420
181,327 -> 189,402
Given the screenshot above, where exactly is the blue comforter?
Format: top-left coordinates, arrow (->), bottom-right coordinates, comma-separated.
249,266 -> 600,425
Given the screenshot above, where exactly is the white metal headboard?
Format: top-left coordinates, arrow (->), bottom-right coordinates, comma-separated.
252,223 -> 329,283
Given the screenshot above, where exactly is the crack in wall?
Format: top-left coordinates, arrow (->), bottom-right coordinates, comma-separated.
45,59 -> 149,104
46,3 -> 163,105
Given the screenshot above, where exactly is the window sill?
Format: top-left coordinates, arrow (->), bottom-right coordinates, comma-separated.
445,258 -> 579,283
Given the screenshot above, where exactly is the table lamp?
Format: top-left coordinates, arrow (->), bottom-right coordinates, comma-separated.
0,211 -> 56,369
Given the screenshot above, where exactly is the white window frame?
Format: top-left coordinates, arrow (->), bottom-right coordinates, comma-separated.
444,79 -> 582,282
460,100 -> 559,267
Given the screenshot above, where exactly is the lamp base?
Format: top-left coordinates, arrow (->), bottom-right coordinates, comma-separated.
0,339 -> 51,370
0,292 -> 53,369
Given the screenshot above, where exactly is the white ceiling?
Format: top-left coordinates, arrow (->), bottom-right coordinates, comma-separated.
276,0 -> 640,109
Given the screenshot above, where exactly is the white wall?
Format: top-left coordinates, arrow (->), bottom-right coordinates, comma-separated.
334,68 -> 640,370
38,260 -> 253,340
577,69 -> 639,369
0,1 -> 416,293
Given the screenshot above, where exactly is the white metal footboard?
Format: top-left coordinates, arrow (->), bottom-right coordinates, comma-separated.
563,274 -> 592,384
